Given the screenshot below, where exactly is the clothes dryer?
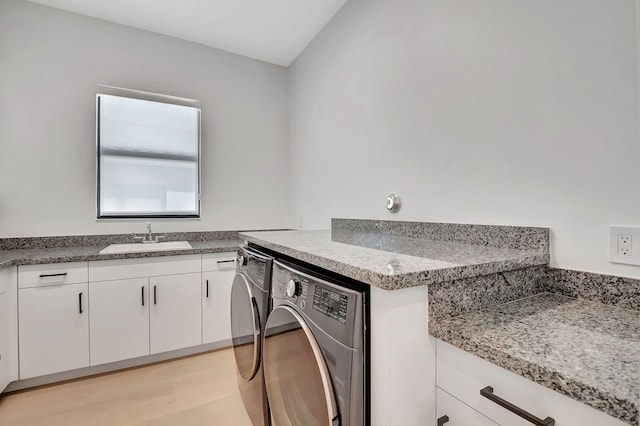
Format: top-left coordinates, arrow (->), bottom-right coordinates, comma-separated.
231,246 -> 273,426
263,259 -> 368,426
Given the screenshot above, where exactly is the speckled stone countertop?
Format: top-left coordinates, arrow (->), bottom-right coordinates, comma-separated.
0,239 -> 243,270
431,293 -> 640,425
241,229 -> 549,290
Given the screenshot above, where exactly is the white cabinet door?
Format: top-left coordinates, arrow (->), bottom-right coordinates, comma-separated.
202,269 -> 234,344
2,267 -> 18,386
150,273 -> 202,354
89,279 -> 150,366
437,387 -> 498,426
0,266 -> 14,392
0,290 -> 9,392
19,283 -> 89,379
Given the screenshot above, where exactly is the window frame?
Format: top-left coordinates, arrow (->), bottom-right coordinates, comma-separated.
95,85 -> 202,219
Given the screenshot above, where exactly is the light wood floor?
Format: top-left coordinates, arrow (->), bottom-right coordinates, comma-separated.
0,348 -> 253,426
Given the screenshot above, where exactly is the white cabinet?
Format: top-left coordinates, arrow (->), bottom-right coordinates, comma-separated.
369,285 -> 436,425
88,255 -> 203,360
202,252 -> 236,344
0,267 -> 17,393
0,290 -> 6,388
89,278 -> 149,365
11,252 -> 235,383
0,289 -> 9,391
17,262 -> 90,380
150,273 -> 202,354
436,339 -> 628,426
19,282 -> 89,379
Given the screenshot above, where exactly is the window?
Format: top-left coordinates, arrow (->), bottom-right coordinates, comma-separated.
96,86 -> 201,218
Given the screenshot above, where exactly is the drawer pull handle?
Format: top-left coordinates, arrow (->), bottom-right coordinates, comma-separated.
217,259 -> 235,264
78,292 -> 83,314
39,272 -> 68,278
437,415 -> 450,425
480,386 -> 555,426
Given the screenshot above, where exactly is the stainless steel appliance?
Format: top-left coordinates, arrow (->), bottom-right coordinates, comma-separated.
263,259 -> 368,426
231,246 -> 273,426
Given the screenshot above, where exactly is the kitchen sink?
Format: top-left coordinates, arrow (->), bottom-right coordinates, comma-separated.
99,241 -> 192,255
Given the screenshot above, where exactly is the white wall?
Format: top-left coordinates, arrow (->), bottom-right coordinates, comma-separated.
0,0 -> 291,237
2,0 -> 640,278
289,0 -> 640,278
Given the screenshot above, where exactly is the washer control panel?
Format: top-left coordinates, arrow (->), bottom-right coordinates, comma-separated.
312,286 -> 348,324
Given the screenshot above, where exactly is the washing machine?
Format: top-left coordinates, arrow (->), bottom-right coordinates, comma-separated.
231,246 -> 273,426
263,259 -> 368,426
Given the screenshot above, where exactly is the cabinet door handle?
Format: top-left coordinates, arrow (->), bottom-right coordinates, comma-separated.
78,292 -> 83,314
206,279 -> 209,298
480,386 -> 555,426
40,272 -> 67,278
437,415 -> 450,426
141,286 -> 145,306
153,285 -> 157,305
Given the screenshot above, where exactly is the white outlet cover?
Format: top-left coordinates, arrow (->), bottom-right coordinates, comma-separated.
609,226 -> 640,266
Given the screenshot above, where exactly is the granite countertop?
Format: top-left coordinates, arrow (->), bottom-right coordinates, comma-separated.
0,239 -> 243,270
241,230 -> 549,290
430,293 -> 640,425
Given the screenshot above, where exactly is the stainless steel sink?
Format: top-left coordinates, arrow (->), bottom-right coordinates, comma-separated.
99,241 -> 192,255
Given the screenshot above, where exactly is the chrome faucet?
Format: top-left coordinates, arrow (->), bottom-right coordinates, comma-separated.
131,221 -> 167,244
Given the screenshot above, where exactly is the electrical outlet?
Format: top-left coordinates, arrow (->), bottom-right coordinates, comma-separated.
618,234 -> 632,256
610,226 -> 640,266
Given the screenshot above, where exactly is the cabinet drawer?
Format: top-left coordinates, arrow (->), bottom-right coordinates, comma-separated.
436,340 -> 627,426
202,252 -> 237,272
89,255 -> 201,281
437,387 -> 497,426
18,262 -> 88,289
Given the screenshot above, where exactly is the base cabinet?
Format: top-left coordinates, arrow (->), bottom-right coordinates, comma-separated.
202,270 -> 234,344
202,253 -> 236,345
436,339 -> 628,426
150,273 -> 202,354
89,278 -> 150,365
19,283 -> 89,379
0,267 -> 17,393
12,253 -> 237,386
0,289 -> 9,391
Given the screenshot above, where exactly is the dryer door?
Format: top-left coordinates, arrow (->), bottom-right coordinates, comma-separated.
230,273 -> 261,381
264,305 -> 339,426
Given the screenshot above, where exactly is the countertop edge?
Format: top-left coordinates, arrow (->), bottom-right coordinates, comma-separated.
244,235 -> 550,290
0,241 -> 243,271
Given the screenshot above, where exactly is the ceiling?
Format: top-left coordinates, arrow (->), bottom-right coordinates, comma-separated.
26,0 -> 349,67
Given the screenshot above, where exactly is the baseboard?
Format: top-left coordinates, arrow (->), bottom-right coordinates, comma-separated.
3,339 -> 232,393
